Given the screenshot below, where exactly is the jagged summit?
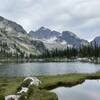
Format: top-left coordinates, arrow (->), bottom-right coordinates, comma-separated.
29,27 -> 89,49
29,27 -> 60,39
38,27 -> 50,31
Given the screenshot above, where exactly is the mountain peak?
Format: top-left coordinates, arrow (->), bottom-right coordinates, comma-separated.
91,36 -> 100,46
29,27 -> 60,39
0,16 -> 46,55
94,36 -> 100,40
29,27 -> 89,48
38,27 -> 50,31
0,16 -> 27,34
62,31 -> 77,38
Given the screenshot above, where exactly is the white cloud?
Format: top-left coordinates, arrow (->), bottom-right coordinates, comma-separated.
0,0 -> 100,41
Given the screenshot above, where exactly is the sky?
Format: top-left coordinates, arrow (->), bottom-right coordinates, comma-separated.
0,0 -> 100,41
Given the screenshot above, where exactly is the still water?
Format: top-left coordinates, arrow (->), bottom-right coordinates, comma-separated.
0,62 -> 100,76
51,80 -> 100,100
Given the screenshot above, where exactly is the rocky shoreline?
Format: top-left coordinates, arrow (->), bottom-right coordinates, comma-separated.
0,57 -> 100,64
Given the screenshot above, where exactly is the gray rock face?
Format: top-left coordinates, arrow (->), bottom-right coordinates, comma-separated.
30,40 -> 46,53
0,16 -> 46,55
0,16 -> 27,35
29,27 -> 88,49
29,27 -> 60,39
56,31 -> 88,48
91,36 -> 100,46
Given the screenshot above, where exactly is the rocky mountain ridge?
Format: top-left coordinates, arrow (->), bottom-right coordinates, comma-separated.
29,27 -> 89,49
91,36 -> 100,46
0,16 -> 46,57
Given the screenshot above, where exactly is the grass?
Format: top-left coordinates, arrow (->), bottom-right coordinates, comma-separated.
19,86 -> 58,100
1,73 -> 100,100
38,73 -> 100,89
0,77 -> 24,96
27,87 -> 58,100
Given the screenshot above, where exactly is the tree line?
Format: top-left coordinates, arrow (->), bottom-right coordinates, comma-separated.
40,43 -> 100,59
0,42 -> 34,59
0,41 -> 100,59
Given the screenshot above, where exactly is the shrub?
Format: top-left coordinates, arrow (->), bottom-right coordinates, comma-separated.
0,95 -> 5,100
21,79 -> 32,87
19,93 -> 27,100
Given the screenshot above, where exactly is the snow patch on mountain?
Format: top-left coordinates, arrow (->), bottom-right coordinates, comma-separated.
45,37 -> 57,43
61,40 -> 67,45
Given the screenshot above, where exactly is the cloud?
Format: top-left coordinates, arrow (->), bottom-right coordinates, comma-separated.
0,0 -> 100,41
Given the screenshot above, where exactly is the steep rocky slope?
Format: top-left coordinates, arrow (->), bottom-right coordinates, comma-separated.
91,36 -> 100,46
0,16 -> 46,56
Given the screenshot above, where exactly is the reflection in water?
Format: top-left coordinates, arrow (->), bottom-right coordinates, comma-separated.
51,80 -> 100,100
0,62 -> 100,76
